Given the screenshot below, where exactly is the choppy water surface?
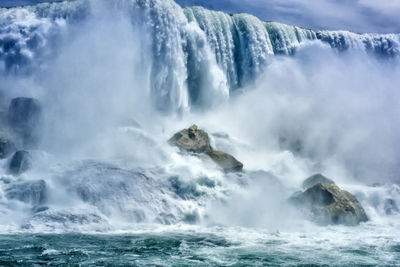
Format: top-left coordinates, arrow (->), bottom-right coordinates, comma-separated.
1,224 -> 400,266
1,0 -> 400,266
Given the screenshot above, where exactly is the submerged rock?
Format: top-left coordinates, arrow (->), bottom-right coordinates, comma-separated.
169,125 -> 212,153
9,150 -> 31,175
291,183 -> 368,226
7,97 -> 43,147
302,173 -> 335,189
0,134 -> 16,159
206,150 -> 243,172
384,199 -> 399,215
5,180 -> 46,206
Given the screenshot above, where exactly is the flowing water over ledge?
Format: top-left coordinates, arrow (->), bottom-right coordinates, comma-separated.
1,0 -> 400,266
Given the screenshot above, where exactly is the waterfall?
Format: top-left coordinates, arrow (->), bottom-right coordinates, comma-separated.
0,0 -> 400,235
1,0 -> 399,112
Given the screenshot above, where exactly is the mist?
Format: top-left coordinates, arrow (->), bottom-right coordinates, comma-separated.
2,0 -> 400,265
0,0 -> 399,234
189,42 -> 400,184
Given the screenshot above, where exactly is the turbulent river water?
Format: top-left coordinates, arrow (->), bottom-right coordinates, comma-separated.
0,0 -> 400,265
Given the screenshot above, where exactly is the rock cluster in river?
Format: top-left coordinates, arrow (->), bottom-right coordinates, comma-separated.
169,125 -> 243,172
291,174 -> 368,226
0,97 -> 43,175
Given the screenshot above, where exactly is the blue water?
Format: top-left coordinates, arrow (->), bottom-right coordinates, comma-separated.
1,226 -> 399,266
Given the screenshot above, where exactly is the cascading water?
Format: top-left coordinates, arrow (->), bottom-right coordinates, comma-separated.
0,0 -> 400,265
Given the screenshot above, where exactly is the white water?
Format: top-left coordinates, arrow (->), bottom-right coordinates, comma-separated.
0,0 -> 399,242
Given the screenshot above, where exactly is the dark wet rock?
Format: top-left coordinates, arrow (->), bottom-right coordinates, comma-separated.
156,213 -> 176,225
5,180 -> 46,206
0,177 -> 12,184
384,199 -> 399,215
32,206 -> 49,213
169,176 -> 203,200
197,177 -> 216,188
206,150 -> 243,172
23,210 -> 106,229
9,150 -> 31,175
169,125 -> 212,153
302,173 -> 335,189
183,210 -> 200,224
7,97 -> 43,147
290,183 -> 368,226
0,134 -> 16,159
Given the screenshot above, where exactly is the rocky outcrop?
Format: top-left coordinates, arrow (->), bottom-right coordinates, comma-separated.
302,173 -> 335,189
5,180 -> 46,206
291,183 -> 368,226
0,134 -> 16,159
7,97 -> 43,148
206,150 -> 243,172
169,125 -> 212,153
9,150 -> 31,175
169,125 -> 243,172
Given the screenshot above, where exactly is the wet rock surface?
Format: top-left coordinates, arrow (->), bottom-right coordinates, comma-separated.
169,125 -> 212,153
0,134 -> 16,159
5,179 -> 47,206
7,97 -> 43,148
206,150 -> 243,172
9,150 -> 31,175
302,173 -> 335,189
169,125 -> 243,172
291,183 -> 368,226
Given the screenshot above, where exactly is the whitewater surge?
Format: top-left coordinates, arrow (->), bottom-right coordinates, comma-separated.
0,0 -> 399,250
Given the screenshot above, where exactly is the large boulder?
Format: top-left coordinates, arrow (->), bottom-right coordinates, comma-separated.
302,173 -> 335,189
169,125 -> 212,153
0,134 -> 16,159
206,150 -> 243,172
9,150 -> 31,175
7,97 -> 43,147
169,125 -> 244,172
5,180 -> 46,206
291,183 -> 368,226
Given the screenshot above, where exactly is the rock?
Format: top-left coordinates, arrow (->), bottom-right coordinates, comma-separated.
169,125 -> 212,153
384,199 -> 399,215
7,97 -> 43,147
206,150 -> 243,172
169,125 -> 245,172
5,180 -> 46,206
9,150 -> 31,175
291,183 -> 368,226
0,135 -> 16,159
302,173 -> 335,189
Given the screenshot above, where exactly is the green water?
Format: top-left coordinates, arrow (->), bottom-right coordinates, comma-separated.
0,231 -> 399,266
